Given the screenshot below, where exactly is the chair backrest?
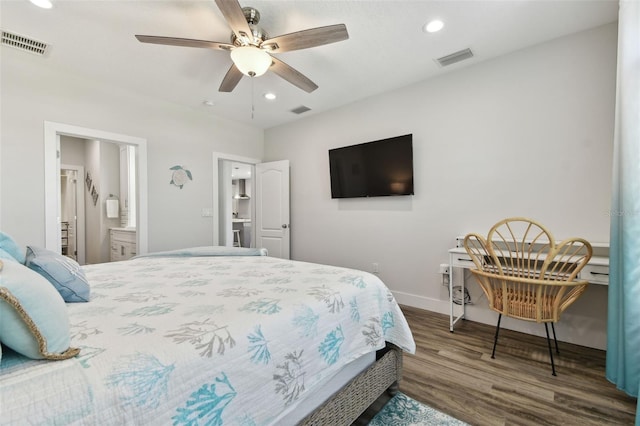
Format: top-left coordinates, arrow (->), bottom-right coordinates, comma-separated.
488,218 -> 591,280
487,218 -> 553,278
463,217 -> 593,322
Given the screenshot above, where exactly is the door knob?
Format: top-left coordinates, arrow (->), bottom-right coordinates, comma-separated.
282,224 -> 289,229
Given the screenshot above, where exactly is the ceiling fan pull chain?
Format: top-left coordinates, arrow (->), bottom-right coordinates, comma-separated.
251,76 -> 255,120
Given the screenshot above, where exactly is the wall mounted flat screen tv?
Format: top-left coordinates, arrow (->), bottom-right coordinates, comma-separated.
329,134 -> 414,199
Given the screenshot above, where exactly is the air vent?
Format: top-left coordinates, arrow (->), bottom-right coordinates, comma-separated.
1,30 -> 48,56
290,105 -> 311,115
435,48 -> 473,67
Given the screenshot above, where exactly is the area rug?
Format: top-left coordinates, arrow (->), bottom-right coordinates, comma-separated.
368,392 -> 468,426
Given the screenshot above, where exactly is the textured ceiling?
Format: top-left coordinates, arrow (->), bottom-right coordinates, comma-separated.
1,0 -> 618,129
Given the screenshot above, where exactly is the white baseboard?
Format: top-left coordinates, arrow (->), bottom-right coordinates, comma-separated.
391,290 -> 606,351
392,291 -> 450,315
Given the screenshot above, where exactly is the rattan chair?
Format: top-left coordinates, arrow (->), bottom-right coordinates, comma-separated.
463,217 -> 592,375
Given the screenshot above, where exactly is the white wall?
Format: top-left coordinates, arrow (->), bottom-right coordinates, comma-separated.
0,45 -> 264,252
264,24 -> 617,349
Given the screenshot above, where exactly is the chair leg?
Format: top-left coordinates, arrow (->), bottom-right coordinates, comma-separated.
551,322 -> 559,354
491,314 -> 502,359
544,323 -> 557,376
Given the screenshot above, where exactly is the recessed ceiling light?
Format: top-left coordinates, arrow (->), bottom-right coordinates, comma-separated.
264,92 -> 276,101
29,0 -> 53,9
424,20 -> 444,33
203,100 -> 215,107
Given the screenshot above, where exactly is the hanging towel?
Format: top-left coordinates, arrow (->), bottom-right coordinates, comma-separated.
106,199 -> 119,218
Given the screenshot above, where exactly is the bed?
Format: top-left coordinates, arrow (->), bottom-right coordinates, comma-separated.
0,246 -> 415,425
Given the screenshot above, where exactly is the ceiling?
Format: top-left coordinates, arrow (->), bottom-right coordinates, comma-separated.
1,1 -> 618,129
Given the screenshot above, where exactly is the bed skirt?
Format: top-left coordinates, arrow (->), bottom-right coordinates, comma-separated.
299,343 -> 403,425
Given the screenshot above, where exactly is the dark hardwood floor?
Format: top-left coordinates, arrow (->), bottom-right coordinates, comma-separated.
398,305 -> 637,426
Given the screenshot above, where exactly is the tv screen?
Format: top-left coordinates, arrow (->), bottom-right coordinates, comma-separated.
329,134 -> 414,199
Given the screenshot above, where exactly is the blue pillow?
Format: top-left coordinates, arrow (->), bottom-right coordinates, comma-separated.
25,246 -> 90,303
0,259 -> 79,360
0,232 -> 25,264
0,248 -> 18,263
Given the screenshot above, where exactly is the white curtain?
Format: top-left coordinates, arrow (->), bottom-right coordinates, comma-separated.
606,2 -> 640,425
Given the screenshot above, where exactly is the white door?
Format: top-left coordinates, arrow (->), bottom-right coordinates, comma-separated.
255,160 -> 290,259
60,164 -> 86,264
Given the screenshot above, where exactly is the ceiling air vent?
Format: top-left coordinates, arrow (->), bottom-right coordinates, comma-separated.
435,48 -> 473,67
1,30 -> 48,56
291,105 -> 311,115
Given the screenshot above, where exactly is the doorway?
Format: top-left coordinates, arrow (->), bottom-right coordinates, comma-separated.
58,136 -> 136,264
212,152 -> 260,247
44,121 -> 148,261
212,152 -> 291,259
231,162 -> 254,248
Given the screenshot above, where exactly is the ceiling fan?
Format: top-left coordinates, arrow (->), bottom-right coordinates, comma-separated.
135,0 -> 349,93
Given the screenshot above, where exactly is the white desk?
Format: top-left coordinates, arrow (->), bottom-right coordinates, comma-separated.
448,242 -> 609,332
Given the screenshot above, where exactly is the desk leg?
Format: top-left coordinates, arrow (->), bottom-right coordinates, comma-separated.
449,252 -> 454,332
449,252 -> 465,332
461,262 -> 466,321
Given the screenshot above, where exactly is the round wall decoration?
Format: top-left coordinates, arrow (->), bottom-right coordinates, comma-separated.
169,165 -> 193,189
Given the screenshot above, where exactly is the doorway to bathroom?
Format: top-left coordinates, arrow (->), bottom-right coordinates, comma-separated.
58,136 -> 137,264
44,121 -> 148,263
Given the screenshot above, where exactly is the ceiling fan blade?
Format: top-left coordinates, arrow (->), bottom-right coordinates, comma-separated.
135,35 -> 233,50
261,24 -> 349,53
215,0 -> 253,44
270,57 -> 318,93
219,64 -> 244,92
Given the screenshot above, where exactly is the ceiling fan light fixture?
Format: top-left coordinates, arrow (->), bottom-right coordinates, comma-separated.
136,2 -> 348,93
230,46 -> 272,77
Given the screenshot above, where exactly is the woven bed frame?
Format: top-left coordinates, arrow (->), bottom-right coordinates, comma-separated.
300,343 -> 403,425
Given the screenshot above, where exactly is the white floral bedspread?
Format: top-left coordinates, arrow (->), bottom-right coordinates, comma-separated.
0,255 -> 415,425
